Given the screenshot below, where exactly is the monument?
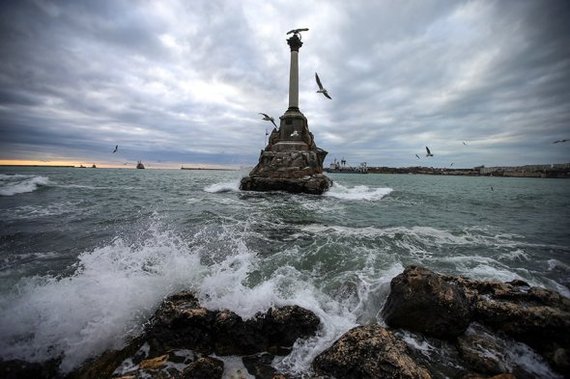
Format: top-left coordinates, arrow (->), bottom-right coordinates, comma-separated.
240,29 -> 332,195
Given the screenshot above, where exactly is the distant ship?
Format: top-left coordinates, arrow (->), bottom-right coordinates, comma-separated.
325,159 -> 368,174
136,161 -> 145,169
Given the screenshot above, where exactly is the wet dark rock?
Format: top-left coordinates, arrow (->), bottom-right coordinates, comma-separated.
382,265 -> 471,339
312,325 -> 431,379
68,291 -> 320,379
67,337 -> 144,379
457,323 -> 509,376
0,358 -> 61,379
443,272 -> 570,376
461,374 -> 516,379
381,266 -> 570,378
182,356 -> 223,379
147,292 -> 320,356
394,330 -> 468,379
16,268 -> 570,379
147,291 -> 216,354
240,173 -> 332,195
242,353 -> 284,379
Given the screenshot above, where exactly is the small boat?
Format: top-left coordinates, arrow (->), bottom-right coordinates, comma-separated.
136,161 -> 145,169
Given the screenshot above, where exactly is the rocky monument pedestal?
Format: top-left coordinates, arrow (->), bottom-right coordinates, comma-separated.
240,108 -> 331,195
240,30 -> 332,195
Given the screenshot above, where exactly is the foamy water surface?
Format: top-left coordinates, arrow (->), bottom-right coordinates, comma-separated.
0,167 -> 568,377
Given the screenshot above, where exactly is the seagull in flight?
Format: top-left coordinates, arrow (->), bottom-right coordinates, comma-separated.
462,141 -> 468,145
113,145 -> 118,153
553,139 -> 568,144
425,146 -> 434,157
258,113 -> 277,128
415,154 -> 421,159
315,73 -> 332,99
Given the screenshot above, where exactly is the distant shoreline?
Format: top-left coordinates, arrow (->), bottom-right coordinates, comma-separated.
0,164 -> 75,168
326,163 -> 570,179
180,167 -> 238,171
2,164 -> 568,178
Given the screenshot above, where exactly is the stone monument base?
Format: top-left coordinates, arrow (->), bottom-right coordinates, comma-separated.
240,149 -> 332,195
240,174 -> 331,195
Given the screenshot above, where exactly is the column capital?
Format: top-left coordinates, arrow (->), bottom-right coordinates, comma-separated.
287,34 -> 303,52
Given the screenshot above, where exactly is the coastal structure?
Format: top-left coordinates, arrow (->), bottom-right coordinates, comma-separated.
240,29 -> 332,195
366,163 -> 570,178
326,158 -> 368,174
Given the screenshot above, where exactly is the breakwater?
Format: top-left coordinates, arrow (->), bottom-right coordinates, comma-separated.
367,163 -> 570,178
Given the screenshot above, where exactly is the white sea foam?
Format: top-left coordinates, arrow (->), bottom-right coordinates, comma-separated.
6,202 -> 79,220
204,180 -> 241,193
0,174 -> 49,196
299,224 -> 527,251
0,218 -> 368,375
0,223 -> 206,372
325,182 -> 393,201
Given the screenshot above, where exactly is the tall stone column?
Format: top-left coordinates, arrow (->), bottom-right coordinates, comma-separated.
287,34 -> 303,111
239,29 -> 331,195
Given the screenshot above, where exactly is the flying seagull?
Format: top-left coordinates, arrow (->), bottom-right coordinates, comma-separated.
425,146 -> 434,157
258,113 -> 277,128
315,73 -> 332,99
415,154 -> 421,159
113,145 -> 118,153
450,162 -> 454,166
553,139 -> 568,144
462,141 -> 468,145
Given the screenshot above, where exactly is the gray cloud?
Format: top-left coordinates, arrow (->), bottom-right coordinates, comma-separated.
0,0 -> 569,168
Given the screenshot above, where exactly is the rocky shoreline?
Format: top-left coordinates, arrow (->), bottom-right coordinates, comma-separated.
1,265 -> 568,378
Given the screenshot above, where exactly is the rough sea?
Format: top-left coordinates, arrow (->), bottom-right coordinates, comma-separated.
1,167 -> 569,376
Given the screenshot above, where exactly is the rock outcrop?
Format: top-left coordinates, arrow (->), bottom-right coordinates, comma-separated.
382,265 -> 570,378
70,291 -> 320,379
5,266 -> 569,379
382,265 -> 471,339
313,325 -> 431,379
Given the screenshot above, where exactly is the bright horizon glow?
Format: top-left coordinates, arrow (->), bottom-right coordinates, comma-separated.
0,160 -> 242,170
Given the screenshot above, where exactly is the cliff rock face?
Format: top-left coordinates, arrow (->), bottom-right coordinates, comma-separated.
240,110 -> 332,195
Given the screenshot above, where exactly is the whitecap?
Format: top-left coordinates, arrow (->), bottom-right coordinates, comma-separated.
204,180 -> 241,193
0,223 -> 206,372
0,174 -> 49,196
325,182 -> 393,201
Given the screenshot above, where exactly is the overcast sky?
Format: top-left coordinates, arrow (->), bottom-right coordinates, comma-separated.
0,0 -> 569,168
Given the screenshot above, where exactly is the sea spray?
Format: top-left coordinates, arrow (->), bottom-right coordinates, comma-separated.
1,168 -> 568,376
0,223 -> 206,372
0,174 -> 49,196
325,182 -> 393,201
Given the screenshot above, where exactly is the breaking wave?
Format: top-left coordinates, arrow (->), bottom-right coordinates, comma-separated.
204,180 -> 241,193
0,174 -> 49,196
325,182 -> 393,201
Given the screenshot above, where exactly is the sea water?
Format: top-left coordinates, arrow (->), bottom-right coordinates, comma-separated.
0,167 -> 569,375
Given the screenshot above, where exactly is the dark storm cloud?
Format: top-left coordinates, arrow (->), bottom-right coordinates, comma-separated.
0,0 -> 569,168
